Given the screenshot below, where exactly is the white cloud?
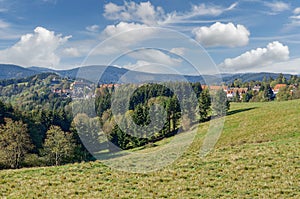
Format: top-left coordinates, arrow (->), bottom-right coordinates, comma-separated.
264,1 -> 290,14
160,2 -> 238,25
0,27 -> 71,67
123,60 -> 159,73
191,2 -> 237,16
62,47 -> 80,57
123,60 -> 182,74
86,25 -> 99,32
129,49 -> 182,66
104,2 -> 123,14
103,22 -> 149,37
293,7 -> 300,15
220,41 -> 289,69
192,22 -> 250,47
264,58 -> 300,74
102,22 -> 155,44
288,7 -> 300,28
90,22 -> 157,55
113,48 -> 184,75
103,1 -> 237,25
124,60 -> 151,70
170,48 -> 185,56
290,15 -> 300,20
220,58 -> 300,74
103,1 -> 164,25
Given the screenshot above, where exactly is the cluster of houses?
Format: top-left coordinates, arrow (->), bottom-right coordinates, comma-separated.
50,78 -> 298,100
202,83 -> 298,100
50,77 -> 71,98
201,85 -> 248,99
50,77 -> 95,99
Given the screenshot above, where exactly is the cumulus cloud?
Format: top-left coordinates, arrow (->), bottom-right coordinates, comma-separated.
103,22 -> 149,36
264,1 -> 290,14
89,22 -> 158,55
102,22 -> 155,44
0,27 -> 71,67
86,25 -> 99,32
114,48 -> 183,75
129,49 -> 182,66
123,60 -> 184,74
220,41 -> 289,69
123,60 -> 162,73
104,2 -> 123,14
192,22 -> 250,47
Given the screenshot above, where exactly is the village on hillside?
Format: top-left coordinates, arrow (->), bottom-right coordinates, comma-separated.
49,74 -> 298,102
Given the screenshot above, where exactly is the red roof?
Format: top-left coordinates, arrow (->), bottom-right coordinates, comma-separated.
274,84 -> 287,90
201,85 -> 227,90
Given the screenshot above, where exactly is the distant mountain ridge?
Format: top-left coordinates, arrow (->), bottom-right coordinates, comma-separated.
0,64 -> 39,79
0,64 -> 294,84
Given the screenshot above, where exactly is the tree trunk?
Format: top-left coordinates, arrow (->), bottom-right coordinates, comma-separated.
55,152 -> 59,166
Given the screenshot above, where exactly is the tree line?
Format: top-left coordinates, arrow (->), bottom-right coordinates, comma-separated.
89,82 -> 228,150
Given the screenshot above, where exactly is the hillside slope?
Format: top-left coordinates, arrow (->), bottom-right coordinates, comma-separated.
0,100 -> 299,198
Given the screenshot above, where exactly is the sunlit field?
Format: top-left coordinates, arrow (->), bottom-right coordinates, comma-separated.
0,100 -> 299,198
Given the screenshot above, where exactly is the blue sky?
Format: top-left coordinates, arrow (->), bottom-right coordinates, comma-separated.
0,0 -> 300,74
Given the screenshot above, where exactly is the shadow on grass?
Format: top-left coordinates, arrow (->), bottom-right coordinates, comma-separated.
227,107 -> 257,116
94,150 -> 128,160
93,108 -> 257,160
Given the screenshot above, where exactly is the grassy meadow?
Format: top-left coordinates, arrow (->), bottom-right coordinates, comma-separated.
0,100 -> 299,198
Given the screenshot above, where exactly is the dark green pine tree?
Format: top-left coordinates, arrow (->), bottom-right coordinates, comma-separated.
198,89 -> 211,122
0,100 -> 6,124
212,89 -> 230,117
263,84 -> 274,101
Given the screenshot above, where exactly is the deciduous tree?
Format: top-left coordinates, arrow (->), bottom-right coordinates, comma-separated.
42,125 -> 76,166
0,118 -> 33,168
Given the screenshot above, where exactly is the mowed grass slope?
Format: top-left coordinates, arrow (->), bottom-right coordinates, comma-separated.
0,100 -> 299,198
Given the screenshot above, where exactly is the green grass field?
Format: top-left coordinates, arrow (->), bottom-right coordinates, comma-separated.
0,100 -> 299,198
